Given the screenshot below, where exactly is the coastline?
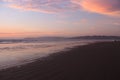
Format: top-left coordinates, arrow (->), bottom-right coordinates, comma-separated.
0,41 -> 120,80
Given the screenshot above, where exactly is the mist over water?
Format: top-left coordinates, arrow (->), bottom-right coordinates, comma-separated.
0,38 -> 112,69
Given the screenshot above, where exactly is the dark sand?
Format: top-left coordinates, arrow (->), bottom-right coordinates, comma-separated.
0,41 -> 120,80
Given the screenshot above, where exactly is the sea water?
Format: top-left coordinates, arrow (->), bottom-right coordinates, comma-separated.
0,39 -> 107,69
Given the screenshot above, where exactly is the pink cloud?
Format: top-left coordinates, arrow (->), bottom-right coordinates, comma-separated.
3,0 -> 79,13
2,0 -> 120,16
72,0 -> 120,16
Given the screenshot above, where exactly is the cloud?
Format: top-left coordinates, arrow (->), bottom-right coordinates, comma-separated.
3,0 -> 79,13
72,0 -> 120,16
2,0 -> 120,16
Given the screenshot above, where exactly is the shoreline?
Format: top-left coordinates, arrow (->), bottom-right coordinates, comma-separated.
0,40 -> 93,70
0,41 -> 120,80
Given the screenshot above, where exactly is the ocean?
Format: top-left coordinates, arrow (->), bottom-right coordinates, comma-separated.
0,38 -> 111,69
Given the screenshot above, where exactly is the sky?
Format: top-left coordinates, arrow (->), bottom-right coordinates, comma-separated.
0,0 -> 120,38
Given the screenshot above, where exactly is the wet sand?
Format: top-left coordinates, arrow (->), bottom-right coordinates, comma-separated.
0,41 -> 120,80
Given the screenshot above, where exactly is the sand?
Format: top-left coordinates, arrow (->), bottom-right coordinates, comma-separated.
0,41 -> 120,80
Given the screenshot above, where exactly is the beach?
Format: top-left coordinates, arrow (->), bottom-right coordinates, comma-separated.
0,41 -> 120,80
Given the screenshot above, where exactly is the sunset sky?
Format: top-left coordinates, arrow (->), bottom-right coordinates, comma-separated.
0,0 -> 120,38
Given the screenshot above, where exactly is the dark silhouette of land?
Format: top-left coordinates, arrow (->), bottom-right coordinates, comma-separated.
69,36 -> 120,40
0,41 -> 120,80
